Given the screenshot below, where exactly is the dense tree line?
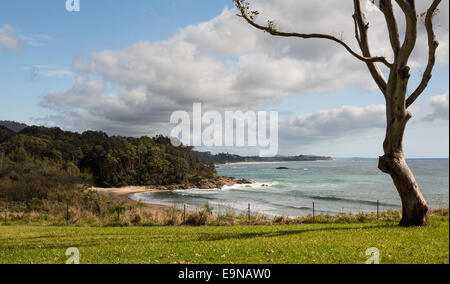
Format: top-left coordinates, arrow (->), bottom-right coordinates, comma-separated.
0,121 -> 27,133
0,125 -> 216,188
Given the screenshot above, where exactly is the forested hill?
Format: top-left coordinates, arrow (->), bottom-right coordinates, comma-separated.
0,120 -> 28,132
0,125 -> 216,187
193,151 -> 333,164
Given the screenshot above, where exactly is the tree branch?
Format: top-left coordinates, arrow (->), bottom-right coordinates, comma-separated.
379,0 -> 401,56
234,0 -> 393,69
395,0 -> 418,67
406,0 -> 442,108
353,0 -> 388,95
352,13 -> 362,45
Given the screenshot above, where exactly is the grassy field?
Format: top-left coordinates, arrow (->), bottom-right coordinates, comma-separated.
0,217 -> 448,264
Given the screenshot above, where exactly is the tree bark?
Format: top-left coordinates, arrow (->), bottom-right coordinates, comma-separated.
378,89 -> 428,226
379,154 -> 428,226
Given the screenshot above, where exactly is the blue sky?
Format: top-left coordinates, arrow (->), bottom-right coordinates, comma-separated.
0,0 -> 234,120
0,0 -> 449,158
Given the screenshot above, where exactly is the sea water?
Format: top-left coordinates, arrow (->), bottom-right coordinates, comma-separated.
131,159 -> 449,217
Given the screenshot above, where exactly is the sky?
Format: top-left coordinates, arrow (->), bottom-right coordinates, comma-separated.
0,0 -> 449,158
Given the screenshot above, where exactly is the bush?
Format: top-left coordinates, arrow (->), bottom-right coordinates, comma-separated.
165,205 -> 181,226
185,205 -> 213,226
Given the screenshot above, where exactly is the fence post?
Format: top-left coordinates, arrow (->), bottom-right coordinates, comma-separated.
377,200 -> 379,220
3,204 -> 7,224
66,203 -> 70,224
248,203 -> 251,221
312,202 -> 315,222
183,204 -> 186,225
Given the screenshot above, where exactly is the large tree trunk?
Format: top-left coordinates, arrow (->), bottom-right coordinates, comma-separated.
379,154 -> 428,226
378,92 -> 428,226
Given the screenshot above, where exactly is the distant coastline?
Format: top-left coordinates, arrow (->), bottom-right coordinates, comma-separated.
193,151 -> 333,165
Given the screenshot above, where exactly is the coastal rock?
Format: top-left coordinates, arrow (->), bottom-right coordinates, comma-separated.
153,175 -> 255,191
235,179 -> 254,184
276,167 -> 290,170
195,176 -> 255,189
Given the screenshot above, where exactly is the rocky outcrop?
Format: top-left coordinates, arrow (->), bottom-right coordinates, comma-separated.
235,179 -> 254,184
151,175 -> 255,191
195,176 -> 254,189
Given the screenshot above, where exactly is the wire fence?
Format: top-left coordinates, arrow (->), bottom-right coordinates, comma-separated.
169,199 -> 448,224
173,199 -> 397,221
2,199 -> 448,225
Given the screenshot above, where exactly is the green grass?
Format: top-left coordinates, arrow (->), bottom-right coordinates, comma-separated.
0,217 -> 448,264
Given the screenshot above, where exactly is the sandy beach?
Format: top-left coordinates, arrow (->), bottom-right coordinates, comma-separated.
91,186 -> 170,212
91,186 -> 163,198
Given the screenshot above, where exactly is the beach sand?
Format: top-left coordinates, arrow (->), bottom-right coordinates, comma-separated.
91,186 -> 170,212
91,186 -> 161,197
90,176 -> 253,213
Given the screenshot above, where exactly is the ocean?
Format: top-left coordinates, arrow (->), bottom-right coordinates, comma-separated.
131,159 -> 449,217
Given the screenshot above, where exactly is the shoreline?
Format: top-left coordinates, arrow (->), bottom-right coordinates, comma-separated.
91,185 -> 444,219
91,186 -> 166,198
90,176 -> 255,211
91,186 -> 172,212
90,175 -> 448,218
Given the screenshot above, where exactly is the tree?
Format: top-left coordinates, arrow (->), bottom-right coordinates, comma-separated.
234,0 -> 443,226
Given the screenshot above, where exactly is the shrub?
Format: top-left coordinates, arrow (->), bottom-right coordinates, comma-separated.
185,210 -> 210,226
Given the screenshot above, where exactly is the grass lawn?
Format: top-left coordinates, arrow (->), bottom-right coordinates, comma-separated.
0,217 -> 448,264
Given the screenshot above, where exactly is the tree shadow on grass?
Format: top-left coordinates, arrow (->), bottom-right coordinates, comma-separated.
197,224 -> 396,242
0,241 -> 101,251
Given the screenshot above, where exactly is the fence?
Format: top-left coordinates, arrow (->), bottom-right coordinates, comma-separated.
2,199 -> 448,225
174,199 -> 388,223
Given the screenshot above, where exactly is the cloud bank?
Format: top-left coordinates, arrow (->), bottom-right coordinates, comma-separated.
425,92 -> 449,122
39,0 -> 449,153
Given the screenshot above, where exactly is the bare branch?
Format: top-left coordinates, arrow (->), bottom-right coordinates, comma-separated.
352,13 -> 362,45
353,0 -> 388,95
395,0 -> 416,15
234,0 -> 393,69
379,0 -> 401,56
395,0 -> 418,67
406,0 -> 442,108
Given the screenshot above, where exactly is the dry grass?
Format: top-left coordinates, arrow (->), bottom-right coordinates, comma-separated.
3,199 -> 448,228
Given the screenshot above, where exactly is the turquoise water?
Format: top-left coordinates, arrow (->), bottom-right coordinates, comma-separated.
131,159 -> 449,217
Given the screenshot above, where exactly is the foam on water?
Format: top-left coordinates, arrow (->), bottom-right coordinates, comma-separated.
221,181 -> 278,191
131,159 -> 449,217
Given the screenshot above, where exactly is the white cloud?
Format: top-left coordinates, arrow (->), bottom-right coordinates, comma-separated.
25,65 -> 74,80
280,105 -> 386,143
425,92 -> 449,122
197,104 -> 387,156
38,69 -> 73,77
1,24 -> 54,52
40,0 -> 449,151
42,76 -> 105,109
0,24 -> 22,51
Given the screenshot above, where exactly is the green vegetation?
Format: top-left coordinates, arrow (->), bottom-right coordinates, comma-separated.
0,125 -> 215,188
0,217 -> 448,264
0,125 -> 218,223
0,121 -> 27,133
